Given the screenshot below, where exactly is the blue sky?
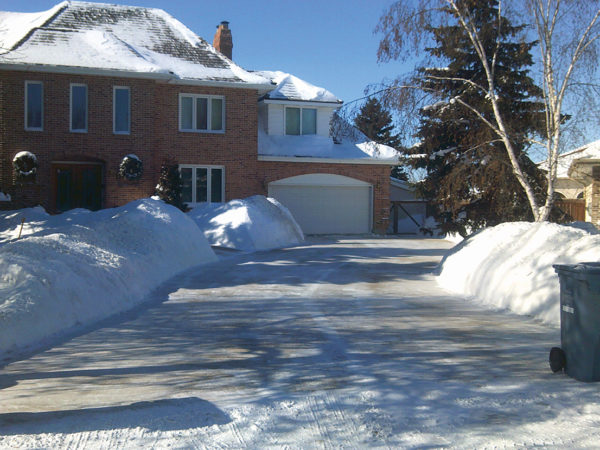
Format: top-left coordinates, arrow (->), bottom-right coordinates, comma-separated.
1,0 -> 408,105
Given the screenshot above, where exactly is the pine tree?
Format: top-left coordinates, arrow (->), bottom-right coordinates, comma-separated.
354,97 -> 407,180
155,162 -> 186,211
410,0 -> 547,235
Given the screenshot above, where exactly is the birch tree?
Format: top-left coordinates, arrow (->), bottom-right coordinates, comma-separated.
377,0 -> 600,222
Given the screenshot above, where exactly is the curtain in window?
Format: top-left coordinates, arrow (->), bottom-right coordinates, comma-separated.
211,98 -> 223,131
181,168 -> 193,203
196,98 -> 208,130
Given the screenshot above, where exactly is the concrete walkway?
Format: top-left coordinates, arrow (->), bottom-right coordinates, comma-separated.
1,238 -> 597,448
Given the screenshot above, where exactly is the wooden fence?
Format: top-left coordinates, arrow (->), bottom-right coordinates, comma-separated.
555,199 -> 586,221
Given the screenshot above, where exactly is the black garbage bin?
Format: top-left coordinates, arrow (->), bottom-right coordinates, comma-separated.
551,262 -> 600,382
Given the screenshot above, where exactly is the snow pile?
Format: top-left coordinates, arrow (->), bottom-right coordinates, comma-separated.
188,195 -> 304,252
438,221 -> 600,325
0,198 -> 216,358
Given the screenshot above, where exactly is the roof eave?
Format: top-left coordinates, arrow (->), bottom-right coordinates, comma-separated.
0,62 -> 273,91
260,98 -> 343,107
258,155 -> 396,165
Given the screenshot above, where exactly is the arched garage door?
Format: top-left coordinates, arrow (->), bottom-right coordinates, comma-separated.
268,174 -> 373,234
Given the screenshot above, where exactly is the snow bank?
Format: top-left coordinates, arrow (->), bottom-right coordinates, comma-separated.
0,199 -> 216,358
438,221 -> 600,325
188,195 -> 304,252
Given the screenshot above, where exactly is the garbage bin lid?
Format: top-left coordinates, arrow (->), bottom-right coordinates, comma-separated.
553,262 -> 600,274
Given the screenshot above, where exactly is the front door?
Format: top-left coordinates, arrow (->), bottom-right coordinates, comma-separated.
53,163 -> 103,212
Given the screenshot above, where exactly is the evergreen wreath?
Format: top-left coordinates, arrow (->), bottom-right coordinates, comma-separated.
13,151 -> 38,179
119,154 -> 143,180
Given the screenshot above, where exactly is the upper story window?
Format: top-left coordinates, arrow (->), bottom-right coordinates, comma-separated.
285,107 -> 317,135
25,81 -> 43,131
113,86 -> 130,134
113,86 -> 131,134
179,94 -> 225,133
70,83 -> 88,132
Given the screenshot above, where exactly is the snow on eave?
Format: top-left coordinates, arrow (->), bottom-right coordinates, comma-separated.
256,70 -> 342,103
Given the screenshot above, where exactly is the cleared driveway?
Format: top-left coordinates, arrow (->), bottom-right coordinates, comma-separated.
1,237 -> 598,448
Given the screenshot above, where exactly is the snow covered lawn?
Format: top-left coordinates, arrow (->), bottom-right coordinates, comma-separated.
2,238 -> 599,448
438,221 -> 600,325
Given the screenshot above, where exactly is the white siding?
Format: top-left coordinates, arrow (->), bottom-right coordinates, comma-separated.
264,103 -> 337,137
258,102 -> 268,133
316,107 -> 335,137
267,103 -> 285,135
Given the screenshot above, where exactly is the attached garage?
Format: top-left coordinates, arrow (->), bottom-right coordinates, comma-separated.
268,173 -> 373,234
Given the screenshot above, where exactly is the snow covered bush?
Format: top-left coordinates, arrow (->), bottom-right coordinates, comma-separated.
0,198 -> 216,358
438,221 -> 600,325
188,195 -> 304,252
155,162 -> 185,211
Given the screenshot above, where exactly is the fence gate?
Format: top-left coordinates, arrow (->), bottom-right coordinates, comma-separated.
555,199 -> 585,221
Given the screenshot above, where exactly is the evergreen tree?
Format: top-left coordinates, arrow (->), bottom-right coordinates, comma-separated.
354,97 -> 407,180
155,162 -> 186,211
410,0 -> 547,235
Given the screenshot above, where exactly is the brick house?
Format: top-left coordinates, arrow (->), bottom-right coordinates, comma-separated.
0,1 -> 396,233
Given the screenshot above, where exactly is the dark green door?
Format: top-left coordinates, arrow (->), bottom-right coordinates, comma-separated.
54,163 -> 103,212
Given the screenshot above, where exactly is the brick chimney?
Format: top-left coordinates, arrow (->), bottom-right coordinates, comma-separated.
213,21 -> 233,60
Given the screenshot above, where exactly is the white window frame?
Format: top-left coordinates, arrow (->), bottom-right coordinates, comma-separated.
70,83 -> 88,133
25,81 -> 43,131
285,106 -> 317,135
179,165 -> 225,204
113,86 -> 130,135
178,94 -> 225,133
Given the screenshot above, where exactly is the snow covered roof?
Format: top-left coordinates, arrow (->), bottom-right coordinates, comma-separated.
256,70 -> 341,104
258,130 -> 398,164
540,139 -> 600,178
0,1 -> 271,88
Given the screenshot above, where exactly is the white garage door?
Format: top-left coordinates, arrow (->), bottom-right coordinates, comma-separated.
268,174 -> 372,234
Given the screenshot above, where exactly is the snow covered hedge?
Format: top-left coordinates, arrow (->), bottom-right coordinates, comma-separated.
438,222 -> 600,325
188,195 -> 304,252
0,199 -> 216,358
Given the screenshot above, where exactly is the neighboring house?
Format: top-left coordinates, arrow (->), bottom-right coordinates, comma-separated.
0,1 -> 396,234
551,140 -> 600,225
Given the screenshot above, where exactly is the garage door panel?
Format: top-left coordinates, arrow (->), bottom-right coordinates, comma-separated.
269,184 -> 371,234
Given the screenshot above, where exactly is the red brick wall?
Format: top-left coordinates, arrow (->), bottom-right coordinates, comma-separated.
0,70 -> 259,211
256,161 -> 391,233
152,83 -> 261,201
0,69 -> 390,233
